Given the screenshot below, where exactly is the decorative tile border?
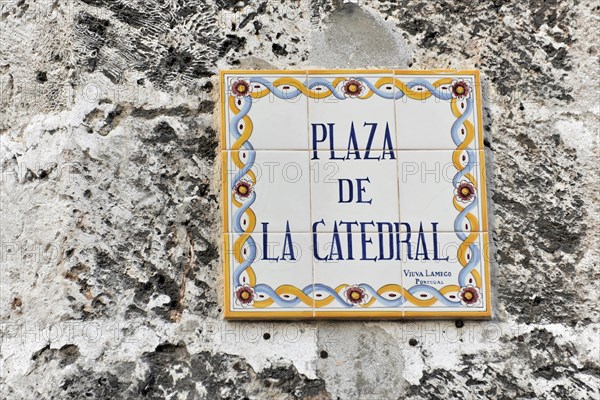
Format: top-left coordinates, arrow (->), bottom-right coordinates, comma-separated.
220,70 -> 491,319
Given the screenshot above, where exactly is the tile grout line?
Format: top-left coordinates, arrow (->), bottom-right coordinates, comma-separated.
222,230 -> 490,233
223,148 -> 483,151
392,70 -> 405,318
305,70 -> 316,318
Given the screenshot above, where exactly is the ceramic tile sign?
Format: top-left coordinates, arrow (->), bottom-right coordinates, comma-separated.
220,70 -> 491,319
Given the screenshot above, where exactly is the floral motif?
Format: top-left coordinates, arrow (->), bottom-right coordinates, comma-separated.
344,285 -> 368,305
234,179 -> 253,199
454,180 -> 476,203
451,79 -> 471,99
231,79 -> 251,97
458,285 -> 481,307
342,78 -> 364,97
235,285 -> 255,307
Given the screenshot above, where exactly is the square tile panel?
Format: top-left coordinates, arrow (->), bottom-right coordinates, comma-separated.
394,72 -> 483,150
222,73 -> 309,150
220,70 -> 491,320
307,71 -> 396,151
312,230 -> 403,317
224,233 -> 314,318
400,232 -> 491,317
397,150 -> 487,233
223,150 -> 311,233
310,151 -> 400,231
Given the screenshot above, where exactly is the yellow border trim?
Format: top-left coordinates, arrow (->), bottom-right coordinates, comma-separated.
479,150 -> 489,235
219,69 -> 492,320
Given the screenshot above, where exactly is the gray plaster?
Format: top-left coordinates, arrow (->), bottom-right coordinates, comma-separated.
310,2 -> 411,68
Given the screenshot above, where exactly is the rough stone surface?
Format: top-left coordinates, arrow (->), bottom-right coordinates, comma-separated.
1,1 -> 599,399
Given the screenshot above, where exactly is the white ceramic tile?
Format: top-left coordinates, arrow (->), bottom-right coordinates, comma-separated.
223,73 -> 309,150
313,230 -> 403,314
394,73 -> 481,150
310,151 -> 400,230
224,150 -> 311,233
400,232 -> 490,314
307,73 -> 396,152
397,150 -> 485,233
225,232 -> 313,312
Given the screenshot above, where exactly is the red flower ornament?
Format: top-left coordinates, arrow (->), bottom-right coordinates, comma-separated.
454,180 -> 476,203
235,285 -> 255,307
231,79 -> 251,97
458,285 -> 482,307
342,78 -> 364,98
344,285 -> 368,305
234,180 -> 253,199
451,79 -> 471,99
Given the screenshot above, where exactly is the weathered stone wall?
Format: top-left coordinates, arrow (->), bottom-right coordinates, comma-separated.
1,1 -> 598,399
